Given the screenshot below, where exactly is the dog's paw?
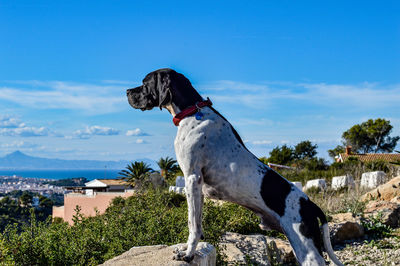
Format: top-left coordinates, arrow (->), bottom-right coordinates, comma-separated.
173,251 -> 194,263
183,255 -> 194,263
173,244 -> 187,254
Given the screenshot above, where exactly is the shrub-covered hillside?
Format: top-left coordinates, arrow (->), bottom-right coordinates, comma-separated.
0,189 -> 273,265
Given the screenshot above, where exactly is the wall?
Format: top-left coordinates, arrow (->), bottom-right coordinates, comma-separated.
52,206 -> 64,220
53,191 -> 134,225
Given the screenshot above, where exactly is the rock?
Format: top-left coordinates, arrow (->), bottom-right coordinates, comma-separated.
266,237 -> 296,265
101,242 -> 216,266
331,175 -> 355,190
221,232 -> 271,265
364,200 -> 400,228
329,213 -> 364,243
221,232 -> 296,265
360,171 -> 386,189
175,176 -> 185,187
361,176 -> 400,201
169,186 -> 186,194
390,196 -> 400,204
331,212 -> 359,223
291,181 -> 302,190
303,179 -> 327,192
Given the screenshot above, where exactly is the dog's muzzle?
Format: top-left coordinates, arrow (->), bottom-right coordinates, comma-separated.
127,85 -> 156,111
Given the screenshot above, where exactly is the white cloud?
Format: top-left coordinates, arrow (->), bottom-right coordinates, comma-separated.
126,128 -> 149,136
0,116 -> 25,128
0,115 -> 54,137
252,140 -> 273,145
1,141 -> 39,149
0,80 -> 126,114
0,126 -> 49,137
202,81 -> 400,110
73,125 -> 120,139
136,139 -> 145,144
297,82 -> 400,107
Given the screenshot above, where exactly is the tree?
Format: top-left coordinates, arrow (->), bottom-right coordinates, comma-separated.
157,156 -> 180,180
327,145 -> 345,160
39,195 -> 53,209
342,118 -> 399,153
268,145 -> 294,165
294,140 -> 318,160
19,191 -> 33,206
118,161 -> 153,189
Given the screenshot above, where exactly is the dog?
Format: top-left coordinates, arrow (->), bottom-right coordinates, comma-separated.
127,68 -> 343,266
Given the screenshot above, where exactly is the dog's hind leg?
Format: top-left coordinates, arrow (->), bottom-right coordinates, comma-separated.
281,222 -> 326,266
173,172 -> 204,262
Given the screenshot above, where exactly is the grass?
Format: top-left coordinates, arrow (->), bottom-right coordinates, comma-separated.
306,186 -> 368,216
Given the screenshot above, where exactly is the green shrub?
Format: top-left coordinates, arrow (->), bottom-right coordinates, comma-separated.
362,213 -> 393,238
364,160 -> 389,172
0,189 -> 272,265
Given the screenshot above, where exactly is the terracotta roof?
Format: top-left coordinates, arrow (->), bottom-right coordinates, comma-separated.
339,153 -> 400,163
96,179 -> 129,186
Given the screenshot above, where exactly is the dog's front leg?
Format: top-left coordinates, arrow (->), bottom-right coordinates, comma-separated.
174,172 -> 203,262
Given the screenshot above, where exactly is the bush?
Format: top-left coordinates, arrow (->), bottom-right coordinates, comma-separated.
0,189 -> 271,265
364,160 -> 389,172
362,213 -> 393,238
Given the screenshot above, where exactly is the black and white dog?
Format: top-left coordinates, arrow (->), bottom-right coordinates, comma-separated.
127,68 -> 343,266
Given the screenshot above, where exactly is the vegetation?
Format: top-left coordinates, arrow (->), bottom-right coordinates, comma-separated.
340,118 -> 399,154
279,157 -> 395,185
0,189 -> 274,265
293,140 -> 318,160
0,191 -> 54,232
266,140 -> 321,166
267,144 -> 295,165
362,213 -> 393,239
328,145 -> 345,160
118,161 -> 153,189
157,156 -> 180,181
0,119 -> 398,264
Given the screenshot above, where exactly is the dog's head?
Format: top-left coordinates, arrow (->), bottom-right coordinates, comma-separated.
127,68 -> 202,111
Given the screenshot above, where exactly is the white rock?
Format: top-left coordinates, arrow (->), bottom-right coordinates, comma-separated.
331,175 -> 355,190
221,232 -> 272,265
169,186 -> 186,194
291,182 -> 303,190
175,176 -> 185,187
101,242 -> 216,266
303,179 -> 327,191
360,171 -> 386,189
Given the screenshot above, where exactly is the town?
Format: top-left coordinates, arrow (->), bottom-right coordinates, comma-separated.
0,175 -> 65,197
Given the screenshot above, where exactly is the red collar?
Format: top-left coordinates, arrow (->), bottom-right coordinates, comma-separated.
173,98 -> 212,126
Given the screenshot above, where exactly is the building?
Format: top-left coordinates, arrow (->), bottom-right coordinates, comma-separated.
52,179 -> 134,225
336,146 -> 400,163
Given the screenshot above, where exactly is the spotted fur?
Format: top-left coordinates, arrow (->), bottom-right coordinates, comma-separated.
127,69 -> 343,266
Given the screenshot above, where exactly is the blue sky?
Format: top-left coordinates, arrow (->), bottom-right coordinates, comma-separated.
0,1 -> 399,162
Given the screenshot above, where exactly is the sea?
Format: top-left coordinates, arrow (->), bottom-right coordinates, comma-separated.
0,169 -> 121,180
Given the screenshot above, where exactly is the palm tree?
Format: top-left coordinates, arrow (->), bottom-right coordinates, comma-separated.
118,161 -> 153,189
157,156 -> 180,180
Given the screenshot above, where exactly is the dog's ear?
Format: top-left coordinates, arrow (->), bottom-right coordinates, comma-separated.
157,72 -> 172,109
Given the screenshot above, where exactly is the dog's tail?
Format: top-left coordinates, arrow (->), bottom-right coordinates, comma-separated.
314,205 -> 344,266
321,223 -> 343,266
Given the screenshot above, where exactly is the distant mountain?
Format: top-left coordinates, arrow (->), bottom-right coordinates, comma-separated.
0,151 -> 157,170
